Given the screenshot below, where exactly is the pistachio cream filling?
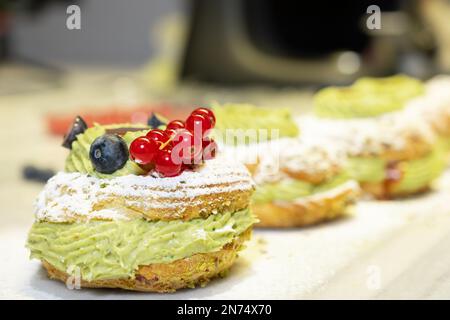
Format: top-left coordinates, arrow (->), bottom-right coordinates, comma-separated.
252,172 -> 350,204
27,208 -> 256,281
314,75 -> 425,119
346,146 -> 445,193
65,124 -> 147,178
212,103 -> 299,143
353,74 -> 425,103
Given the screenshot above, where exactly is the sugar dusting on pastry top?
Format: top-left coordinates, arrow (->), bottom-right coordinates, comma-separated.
297,105 -> 437,157
300,74 -> 439,157
35,157 -> 254,223
221,137 -> 346,185
405,75 -> 450,136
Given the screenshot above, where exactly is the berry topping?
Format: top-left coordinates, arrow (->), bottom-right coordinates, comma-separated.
147,112 -> 166,129
202,138 -> 218,160
129,136 -> 159,165
62,116 -> 88,149
191,107 -> 216,126
165,120 -> 186,138
172,129 -> 203,164
89,134 -> 129,174
185,113 -> 213,136
166,120 -> 185,131
129,107 -> 217,177
164,128 -> 178,138
146,129 -> 170,146
155,149 -> 182,177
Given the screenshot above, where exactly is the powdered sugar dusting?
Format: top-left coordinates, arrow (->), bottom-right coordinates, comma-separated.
35,158 -> 254,222
297,98 -> 437,157
403,76 -> 450,135
295,76 -> 450,157
221,138 -> 346,184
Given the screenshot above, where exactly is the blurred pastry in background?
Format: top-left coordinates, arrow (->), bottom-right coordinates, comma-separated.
27,110 -> 256,292
404,75 -> 450,158
299,75 -> 446,199
314,75 -> 425,118
214,103 -> 359,227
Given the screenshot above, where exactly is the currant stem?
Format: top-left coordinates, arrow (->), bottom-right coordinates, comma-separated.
159,134 -> 174,150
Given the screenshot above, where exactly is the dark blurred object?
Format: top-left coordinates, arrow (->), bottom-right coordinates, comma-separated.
0,0 -> 77,60
1,0 -> 75,13
0,11 -> 10,59
0,0 -> 78,94
181,0 -> 438,86
147,112 -> 167,128
61,115 -> 88,150
22,165 -> 55,183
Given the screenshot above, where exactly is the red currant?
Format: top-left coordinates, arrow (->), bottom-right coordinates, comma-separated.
202,138 -> 218,160
155,149 -> 182,177
146,129 -> 169,144
185,113 -> 213,137
164,128 -> 178,138
191,108 -> 216,127
172,129 -> 203,164
166,120 -> 185,131
129,136 -> 159,165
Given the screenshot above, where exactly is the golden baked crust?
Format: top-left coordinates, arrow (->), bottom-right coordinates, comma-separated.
36,157 -> 255,223
37,171 -> 254,223
352,133 -> 432,162
428,116 -> 450,138
41,229 -> 251,293
360,181 -> 430,200
253,184 -> 359,228
92,188 -> 254,222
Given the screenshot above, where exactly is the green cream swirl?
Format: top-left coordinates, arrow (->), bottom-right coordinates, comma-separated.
252,172 -> 350,204
346,145 -> 445,193
27,208 -> 256,281
353,74 -> 425,103
65,124 -> 147,178
212,103 -> 299,143
314,75 -> 425,119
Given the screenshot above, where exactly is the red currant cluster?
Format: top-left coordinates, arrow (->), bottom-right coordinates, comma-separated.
129,108 -> 218,177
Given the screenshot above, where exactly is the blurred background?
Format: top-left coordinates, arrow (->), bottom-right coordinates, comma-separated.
1,0 -> 450,226
3,0 -> 450,95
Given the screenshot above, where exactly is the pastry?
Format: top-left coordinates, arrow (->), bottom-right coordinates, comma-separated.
405,75 -> 450,156
214,103 -> 359,227
300,75 -> 445,199
27,109 -> 256,292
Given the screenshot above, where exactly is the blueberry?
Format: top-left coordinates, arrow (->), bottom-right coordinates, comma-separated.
89,134 -> 129,174
147,112 -> 166,129
62,116 -> 88,149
